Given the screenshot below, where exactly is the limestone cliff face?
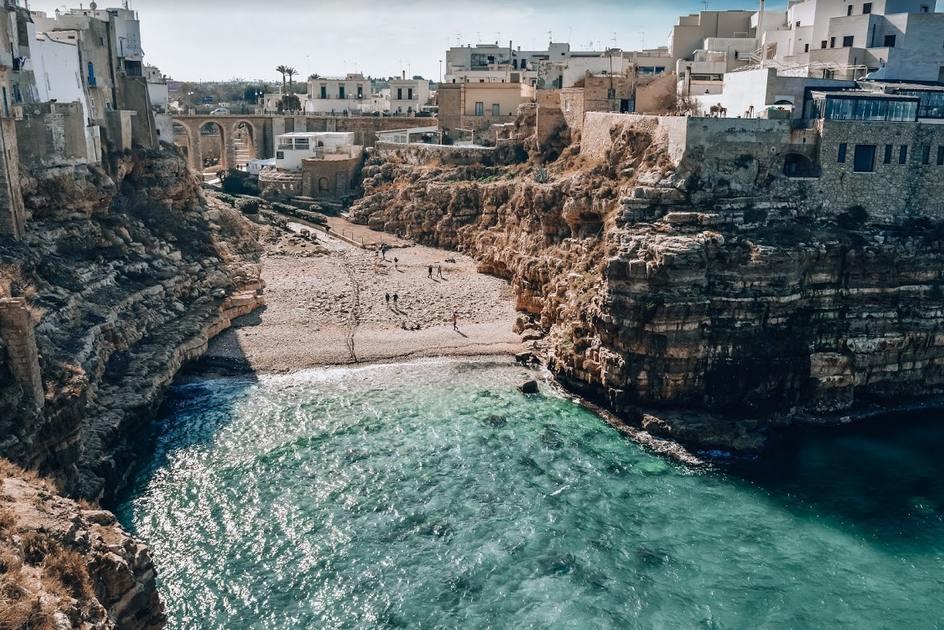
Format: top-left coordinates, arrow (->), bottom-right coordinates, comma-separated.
0,146 -> 264,501
0,460 -> 164,629
351,135 -> 944,452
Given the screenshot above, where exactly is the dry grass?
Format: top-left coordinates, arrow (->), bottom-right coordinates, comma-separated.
0,548 -> 21,575
20,533 -> 55,566
43,548 -> 93,599
0,592 -> 57,630
0,507 -> 14,532
0,458 -> 57,494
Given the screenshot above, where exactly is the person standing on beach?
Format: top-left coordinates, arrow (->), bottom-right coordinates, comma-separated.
394,256 -> 399,271
437,265 -> 443,279
385,293 -> 390,307
428,265 -> 433,279
393,293 -> 399,308
452,311 -> 458,331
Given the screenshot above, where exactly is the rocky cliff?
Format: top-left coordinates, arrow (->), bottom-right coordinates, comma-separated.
0,145 -> 264,501
352,129 -> 944,453
0,459 -> 164,630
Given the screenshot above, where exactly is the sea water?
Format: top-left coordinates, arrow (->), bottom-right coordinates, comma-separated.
115,359 -> 944,630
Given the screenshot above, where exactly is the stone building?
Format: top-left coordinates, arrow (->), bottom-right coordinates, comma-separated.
387,75 -> 431,115
437,81 -> 535,143
259,131 -> 364,201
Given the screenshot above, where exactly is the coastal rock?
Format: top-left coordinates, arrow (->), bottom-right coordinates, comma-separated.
0,460 -> 165,629
348,125 -> 944,454
519,380 -> 540,394
0,146 -> 265,502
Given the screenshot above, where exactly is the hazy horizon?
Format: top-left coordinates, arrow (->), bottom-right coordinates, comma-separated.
27,0 -> 796,84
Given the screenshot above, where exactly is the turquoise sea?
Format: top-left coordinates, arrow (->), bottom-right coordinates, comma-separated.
115,359 -> 944,629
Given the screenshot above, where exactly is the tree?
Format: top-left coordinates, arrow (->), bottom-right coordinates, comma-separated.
284,66 -> 298,93
276,65 -> 290,93
277,94 -> 301,113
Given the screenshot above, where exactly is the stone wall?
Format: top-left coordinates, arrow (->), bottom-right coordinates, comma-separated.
374,141 -> 496,166
0,118 -> 25,239
301,153 -> 363,200
813,120 -> 944,221
0,297 -> 44,407
535,90 -> 567,148
560,88 -> 585,132
14,101 -> 88,169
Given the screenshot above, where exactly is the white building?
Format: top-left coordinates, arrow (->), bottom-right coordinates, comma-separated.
388,76 -> 431,115
304,74 -> 374,114
26,24 -> 100,162
275,132 -> 357,171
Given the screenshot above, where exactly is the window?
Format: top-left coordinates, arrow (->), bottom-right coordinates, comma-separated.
830,37 -> 836,48
884,34 -> 896,47
921,4 -> 930,11
922,145 -> 931,164
474,101 -> 484,116
357,86 -> 363,99
938,146 -> 944,165
900,145 -> 908,164
843,35 -> 854,47
408,88 -> 413,100
838,143 -> 848,163
492,103 -> 501,116
884,144 -> 893,163
863,2 -> 872,13
339,86 -> 345,99
821,40 -> 828,49
853,145 -> 876,172
397,88 -> 403,100
796,20 -> 801,27
276,151 -> 285,159
804,43 -> 810,53
847,5 -> 854,15
320,86 -> 326,98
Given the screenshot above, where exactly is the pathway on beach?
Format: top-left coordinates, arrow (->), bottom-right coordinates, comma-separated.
205,219 -> 525,373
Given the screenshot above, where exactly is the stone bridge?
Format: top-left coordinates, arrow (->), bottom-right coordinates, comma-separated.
172,114 -> 436,174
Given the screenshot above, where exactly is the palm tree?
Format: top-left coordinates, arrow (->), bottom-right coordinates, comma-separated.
275,65 -> 290,94
285,66 -> 298,93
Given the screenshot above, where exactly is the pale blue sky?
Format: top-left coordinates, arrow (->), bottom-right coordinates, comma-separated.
30,0 -> 814,83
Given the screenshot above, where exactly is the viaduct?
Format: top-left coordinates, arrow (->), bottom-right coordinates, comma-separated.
171,114 -> 433,173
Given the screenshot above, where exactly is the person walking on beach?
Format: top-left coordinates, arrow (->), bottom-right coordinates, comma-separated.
452,311 -> 458,331
393,293 -> 399,309
385,293 -> 390,308
437,265 -> 443,279
428,265 -> 433,279
394,256 -> 399,271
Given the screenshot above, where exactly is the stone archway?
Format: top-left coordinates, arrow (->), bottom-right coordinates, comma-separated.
172,121 -> 196,172
199,121 -> 228,173
783,152 -> 817,178
232,120 -> 258,169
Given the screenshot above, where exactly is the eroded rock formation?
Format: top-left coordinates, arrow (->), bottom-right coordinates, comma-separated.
0,145 -> 264,502
352,125 -> 944,453
0,460 -> 164,629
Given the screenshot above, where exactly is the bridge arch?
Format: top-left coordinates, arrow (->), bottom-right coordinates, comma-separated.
199,120 -> 228,172
232,119 -> 260,167
172,121 -> 197,172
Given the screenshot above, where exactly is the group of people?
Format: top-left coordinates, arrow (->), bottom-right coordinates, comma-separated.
377,244 -> 458,332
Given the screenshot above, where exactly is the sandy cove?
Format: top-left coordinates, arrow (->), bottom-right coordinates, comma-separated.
204,220 -> 527,373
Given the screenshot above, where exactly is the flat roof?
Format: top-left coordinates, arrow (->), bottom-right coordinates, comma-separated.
278,131 -> 353,137
810,90 -> 919,101
377,126 -> 438,136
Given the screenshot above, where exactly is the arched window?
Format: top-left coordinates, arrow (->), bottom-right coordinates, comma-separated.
319,177 -> 330,192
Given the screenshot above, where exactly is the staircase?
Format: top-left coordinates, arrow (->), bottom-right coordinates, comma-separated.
233,135 -> 251,170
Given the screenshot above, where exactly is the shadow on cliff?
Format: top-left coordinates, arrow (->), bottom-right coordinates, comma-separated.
109,309 -> 265,513
725,410 -> 944,553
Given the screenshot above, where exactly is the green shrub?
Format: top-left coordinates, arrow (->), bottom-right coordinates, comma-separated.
236,198 -> 260,214
533,168 -> 549,184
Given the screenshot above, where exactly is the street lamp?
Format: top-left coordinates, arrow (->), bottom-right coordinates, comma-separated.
439,59 -> 443,83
